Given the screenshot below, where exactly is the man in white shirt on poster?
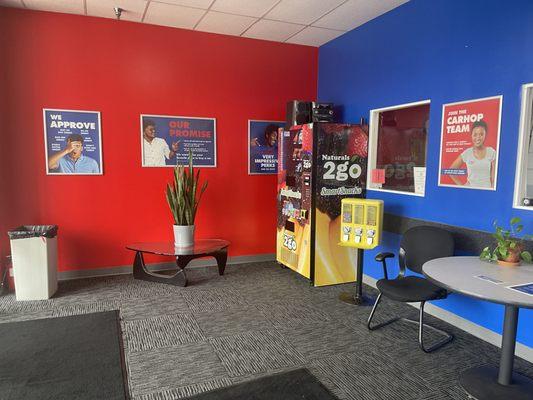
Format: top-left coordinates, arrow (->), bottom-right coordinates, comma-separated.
142,119 -> 179,166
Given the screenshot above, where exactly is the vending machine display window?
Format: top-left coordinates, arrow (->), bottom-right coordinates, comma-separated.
367,100 -> 430,196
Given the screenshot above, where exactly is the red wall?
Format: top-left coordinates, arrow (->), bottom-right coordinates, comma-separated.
0,7 -> 318,272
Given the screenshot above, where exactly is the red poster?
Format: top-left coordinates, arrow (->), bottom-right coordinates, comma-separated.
438,96 -> 502,190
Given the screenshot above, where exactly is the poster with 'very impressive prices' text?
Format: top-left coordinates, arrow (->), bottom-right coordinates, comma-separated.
248,120 -> 283,174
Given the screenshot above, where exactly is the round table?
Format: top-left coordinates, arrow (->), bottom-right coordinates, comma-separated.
423,256 -> 533,400
126,240 -> 230,287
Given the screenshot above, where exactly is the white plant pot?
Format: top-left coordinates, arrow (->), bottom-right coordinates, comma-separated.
173,225 -> 195,248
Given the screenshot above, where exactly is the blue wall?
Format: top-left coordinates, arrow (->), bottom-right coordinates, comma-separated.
318,0 -> 533,348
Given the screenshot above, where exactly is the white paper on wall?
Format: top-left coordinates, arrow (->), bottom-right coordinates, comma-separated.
413,167 -> 426,195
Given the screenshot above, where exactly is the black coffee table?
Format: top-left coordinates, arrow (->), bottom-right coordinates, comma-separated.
126,240 -> 230,287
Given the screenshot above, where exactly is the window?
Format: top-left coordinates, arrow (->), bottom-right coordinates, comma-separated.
513,83 -> 533,209
367,100 -> 430,196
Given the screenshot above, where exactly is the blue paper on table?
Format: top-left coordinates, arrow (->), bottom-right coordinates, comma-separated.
508,283 -> 533,296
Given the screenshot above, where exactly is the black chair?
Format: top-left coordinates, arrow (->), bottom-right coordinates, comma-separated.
367,226 -> 454,353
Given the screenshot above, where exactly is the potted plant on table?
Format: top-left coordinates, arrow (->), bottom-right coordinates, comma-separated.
480,217 -> 532,266
166,152 -> 208,247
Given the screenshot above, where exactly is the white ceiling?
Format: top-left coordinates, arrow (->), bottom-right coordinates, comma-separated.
0,0 -> 408,47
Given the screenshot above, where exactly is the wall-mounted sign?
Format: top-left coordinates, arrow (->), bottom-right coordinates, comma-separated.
43,108 -> 103,175
248,120 -> 283,174
140,114 -> 216,167
438,96 -> 502,190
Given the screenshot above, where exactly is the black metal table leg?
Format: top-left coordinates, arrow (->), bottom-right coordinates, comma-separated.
339,249 -> 375,306
499,305 -> 519,385
459,305 -> 533,399
132,251 -> 145,281
213,247 -> 228,276
174,255 -> 194,287
128,240 -> 230,287
132,251 -> 188,287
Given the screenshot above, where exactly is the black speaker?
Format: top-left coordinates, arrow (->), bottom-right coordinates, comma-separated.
286,100 -> 312,129
312,102 -> 334,122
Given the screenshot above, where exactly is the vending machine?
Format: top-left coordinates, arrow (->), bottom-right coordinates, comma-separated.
276,123 -> 368,287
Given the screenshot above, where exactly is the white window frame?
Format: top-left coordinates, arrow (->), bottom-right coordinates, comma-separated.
367,99 -> 431,197
513,83 -> 533,210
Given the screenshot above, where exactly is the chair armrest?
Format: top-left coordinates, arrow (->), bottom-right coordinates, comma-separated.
398,248 -> 407,278
375,252 -> 395,262
375,252 -> 395,280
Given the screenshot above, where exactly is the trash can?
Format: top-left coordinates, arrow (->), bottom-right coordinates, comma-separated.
8,225 -> 58,301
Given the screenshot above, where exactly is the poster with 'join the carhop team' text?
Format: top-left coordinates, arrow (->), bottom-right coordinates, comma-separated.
438,96 -> 502,190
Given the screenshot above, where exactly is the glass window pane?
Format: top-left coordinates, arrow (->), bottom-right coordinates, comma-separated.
514,85 -> 533,208
375,104 -> 429,193
526,97 -> 533,198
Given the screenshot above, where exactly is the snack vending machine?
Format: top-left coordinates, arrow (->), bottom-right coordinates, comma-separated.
276,123 -> 368,287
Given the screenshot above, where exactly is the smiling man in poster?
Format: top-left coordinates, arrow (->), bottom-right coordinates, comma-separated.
142,119 -> 180,166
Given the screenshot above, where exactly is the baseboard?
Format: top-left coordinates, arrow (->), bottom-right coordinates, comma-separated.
362,274 -> 533,364
58,253 -> 276,281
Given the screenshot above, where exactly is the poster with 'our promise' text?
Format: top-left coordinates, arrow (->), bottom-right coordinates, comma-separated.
141,114 -> 216,167
438,96 -> 502,190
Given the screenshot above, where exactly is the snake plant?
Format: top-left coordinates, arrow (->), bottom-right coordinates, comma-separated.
166,152 -> 208,226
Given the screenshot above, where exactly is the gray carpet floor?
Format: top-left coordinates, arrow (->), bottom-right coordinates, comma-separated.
0,261 -> 532,399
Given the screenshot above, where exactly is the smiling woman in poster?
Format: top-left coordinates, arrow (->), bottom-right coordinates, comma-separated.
449,120 -> 496,188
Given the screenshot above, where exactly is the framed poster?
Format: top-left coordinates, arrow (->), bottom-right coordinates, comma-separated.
438,96 -> 502,190
43,108 -> 103,175
140,114 -> 216,167
248,120 -> 283,174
